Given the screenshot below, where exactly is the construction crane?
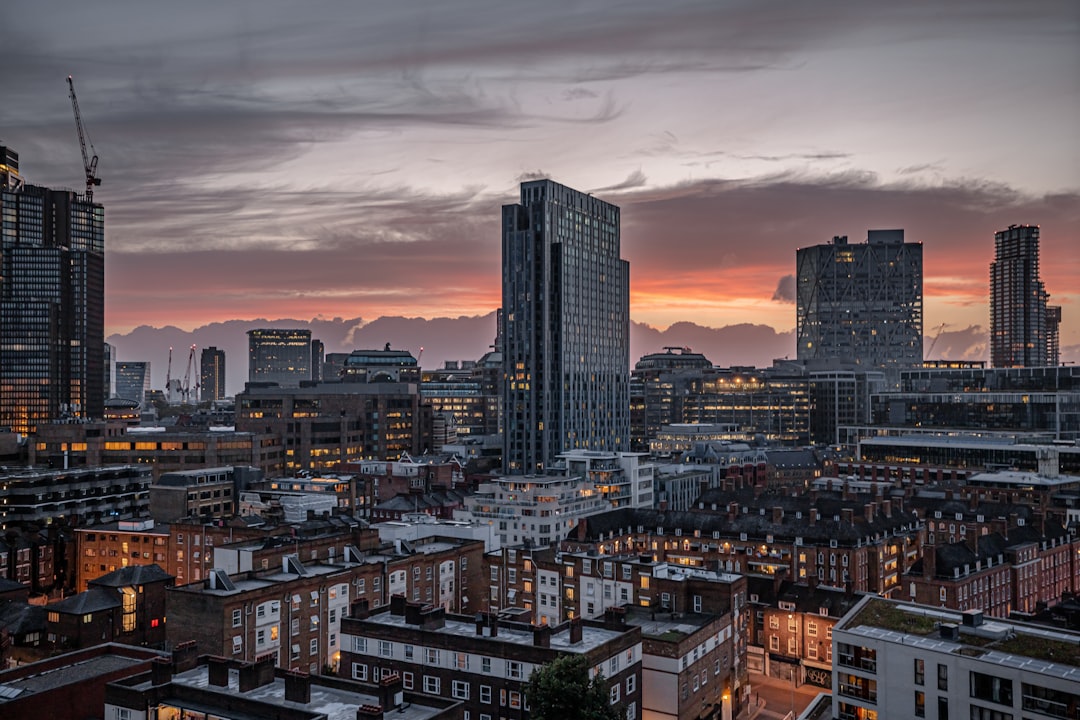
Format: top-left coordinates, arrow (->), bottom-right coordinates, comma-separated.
927,323 -> 949,359
66,75 -> 101,201
181,345 -> 199,404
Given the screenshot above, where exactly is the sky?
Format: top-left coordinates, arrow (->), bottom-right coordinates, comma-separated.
2,0 -> 1078,369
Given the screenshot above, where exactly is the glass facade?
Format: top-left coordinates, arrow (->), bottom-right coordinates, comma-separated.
0,162 -> 105,434
502,180 -> 630,473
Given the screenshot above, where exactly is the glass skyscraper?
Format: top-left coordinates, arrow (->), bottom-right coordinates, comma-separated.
115,361 -> 152,408
247,328 -> 312,387
990,224 -> 1060,368
0,146 -> 105,434
796,229 -> 923,370
501,179 -> 630,473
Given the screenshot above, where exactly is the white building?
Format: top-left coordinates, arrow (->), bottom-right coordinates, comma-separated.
457,473 -> 611,547
833,594 -> 1080,720
557,449 -> 656,508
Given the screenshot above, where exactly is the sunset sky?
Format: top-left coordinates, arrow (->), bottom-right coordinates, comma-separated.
2,0 -> 1078,364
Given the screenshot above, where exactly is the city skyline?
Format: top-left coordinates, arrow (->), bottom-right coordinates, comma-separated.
2,1 -> 1077,369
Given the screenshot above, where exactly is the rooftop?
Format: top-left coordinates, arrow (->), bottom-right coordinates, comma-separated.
157,665 -> 449,720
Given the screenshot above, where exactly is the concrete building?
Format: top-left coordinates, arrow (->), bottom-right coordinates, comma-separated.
0,464 -> 152,530
502,179 -> 630,473
557,449 -> 656,509
796,230 -> 923,370
832,595 -> 1080,720
340,599 -> 642,720
0,146 -> 106,434
200,345 -> 226,401
236,380 -> 428,470
247,328 -> 313,387
991,224 -> 1061,368
458,472 -> 612,548
148,466 -> 255,523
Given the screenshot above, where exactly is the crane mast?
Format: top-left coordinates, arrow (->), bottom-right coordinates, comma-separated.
66,75 -> 101,201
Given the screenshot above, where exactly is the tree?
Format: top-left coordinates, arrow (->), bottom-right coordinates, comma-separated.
526,653 -> 623,720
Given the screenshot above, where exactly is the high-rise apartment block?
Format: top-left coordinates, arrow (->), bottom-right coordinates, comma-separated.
796,229 -> 923,369
115,361 -> 152,409
247,328 -> 312,387
200,346 -> 226,401
0,146 -> 105,434
501,179 -> 630,473
990,224 -> 1061,367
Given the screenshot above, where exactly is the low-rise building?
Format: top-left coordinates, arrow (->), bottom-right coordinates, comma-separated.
340,598 -> 643,720
0,465 -> 151,529
832,595 -> 1080,720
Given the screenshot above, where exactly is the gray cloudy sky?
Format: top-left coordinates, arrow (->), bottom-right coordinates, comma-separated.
2,0 -> 1077,359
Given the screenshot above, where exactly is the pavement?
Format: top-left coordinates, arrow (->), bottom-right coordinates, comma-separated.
745,672 -> 825,720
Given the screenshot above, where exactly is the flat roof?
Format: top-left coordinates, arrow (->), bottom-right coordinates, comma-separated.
0,652 -> 149,699
161,664 -> 448,720
364,612 -> 626,654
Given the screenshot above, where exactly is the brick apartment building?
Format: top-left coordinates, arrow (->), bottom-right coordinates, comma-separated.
341,598 -> 643,720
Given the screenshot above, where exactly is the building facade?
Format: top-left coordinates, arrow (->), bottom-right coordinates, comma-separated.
502,179 -> 630,473
200,346 -> 226,401
0,146 -> 105,434
115,361 -> 151,408
796,230 -> 923,370
247,328 -> 312,387
990,224 -> 1061,368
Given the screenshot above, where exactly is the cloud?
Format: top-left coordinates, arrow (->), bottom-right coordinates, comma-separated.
591,169 -> 647,193
772,274 -> 796,303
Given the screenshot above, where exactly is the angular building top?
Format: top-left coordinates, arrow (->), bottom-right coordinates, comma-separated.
502,179 -> 630,473
796,229 -> 923,370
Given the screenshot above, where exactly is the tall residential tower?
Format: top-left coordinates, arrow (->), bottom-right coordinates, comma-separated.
200,346 -> 226,401
796,229 -> 923,369
0,146 -> 105,434
990,224 -> 1061,367
501,179 -> 630,473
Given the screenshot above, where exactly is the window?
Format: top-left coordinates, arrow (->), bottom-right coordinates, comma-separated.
480,685 -> 492,704
426,648 -> 440,664
232,609 -> 242,627
693,595 -> 702,612
403,672 -> 413,689
914,658 -> 924,685
807,621 -> 818,637
256,629 -> 266,645
379,640 -> 392,657
404,644 -> 414,660
509,691 -> 522,709
914,691 -> 925,718
769,615 -> 779,629
610,684 -> 620,703
770,636 -> 779,651
310,638 -> 318,656
352,663 -> 368,681
970,672 -> 1013,706
507,661 -> 523,679
353,637 -> 367,652
938,664 -> 948,691
455,652 -> 469,670
481,657 -> 492,673
232,635 -> 242,654
424,676 -> 440,694
626,674 -> 636,694
453,680 -> 470,700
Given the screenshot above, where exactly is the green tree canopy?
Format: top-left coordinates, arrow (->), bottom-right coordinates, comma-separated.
526,653 -> 623,720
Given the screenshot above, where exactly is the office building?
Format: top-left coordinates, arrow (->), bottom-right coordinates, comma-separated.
832,595 -> 1080,720
247,328 -> 312,386
0,146 -> 105,434
114,361 -> 151,409
990,224 -> 1061,367
796,230 -> 923,369
200,346 -> 226,401
103,341 -> 113,399
502,179 -> 630,472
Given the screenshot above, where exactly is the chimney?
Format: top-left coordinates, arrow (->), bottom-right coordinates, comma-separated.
969,493 -> 979,512
208,656 -> 230,687
809,508 -> 818,526
841,508 -> 853,526
753,484 -> 764,499
604,605 -> 627,628
569,617 -> 583,644
150,657 -> 173,687
476,612 -> 498,637
380,673 -> 404,710
772,507 -> 784,524
356,705 -> 384,720
864,502 -> 876,524
809,489 -> 818,504
533,624 -> 552,648
842,481 -> 852,501
172,640 -> 199,672
350,598 -> 370,619
390,594 -> 407,616
882,499 -> 892,519
421,606 -> 446,630
923,544 -> 937,580
285,671 -> 311,704
728,502 -> 739,522
404,601 -> 423,626
945,489 -> 954,501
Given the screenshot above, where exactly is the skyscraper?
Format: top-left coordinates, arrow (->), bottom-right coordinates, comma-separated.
0,146 -> 105,434
115,362 -> 152,409
501,179 -> 630,473
796,229 -> 923,369
247,329 -> 312,387
990,224 -> 1061,367
200,346 -> 226,401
